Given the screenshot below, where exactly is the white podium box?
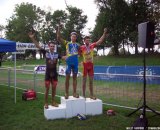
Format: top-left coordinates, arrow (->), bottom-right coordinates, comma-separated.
61,96 -> 85,118
44,104 -> 66,120
85,98 -> 102,115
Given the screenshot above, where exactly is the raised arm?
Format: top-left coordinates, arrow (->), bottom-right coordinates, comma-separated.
28,32 -> 41,49
96,28 -> 108,46
56,26 -> 65,44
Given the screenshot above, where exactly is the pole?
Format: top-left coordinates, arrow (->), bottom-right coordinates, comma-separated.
7,67 -> 11,97
14,53 -> 16,103
143,49 -> 146,117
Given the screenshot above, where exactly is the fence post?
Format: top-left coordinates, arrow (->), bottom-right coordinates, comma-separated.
8,68 -> 11,87
33,71 -> 37,91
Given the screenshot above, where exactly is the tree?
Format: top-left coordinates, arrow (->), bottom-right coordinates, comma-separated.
5,3 -> 88,58
91,11 -> 109,55
64,6 -> 87,43
6,3 -> 45,42
129,0 -> 149,54
50,6 -> 88,55
94,0 -> 157,55
0,25 -> 6,66
0,25 -> 5,38
5,2 -> 45,59
94,0 -> 131,55
39,10 -> 68,56
148,0 -> 160,25
148,0 -> 160,48
0,52 -> 5,67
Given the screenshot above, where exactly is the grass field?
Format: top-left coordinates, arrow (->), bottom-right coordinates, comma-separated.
0,85 -> 160,130
2,54 -> 160,67
0,55 -> 160,129
0,68 -> 159,110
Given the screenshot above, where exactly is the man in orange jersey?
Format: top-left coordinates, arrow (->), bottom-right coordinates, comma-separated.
80,28 -> 108,99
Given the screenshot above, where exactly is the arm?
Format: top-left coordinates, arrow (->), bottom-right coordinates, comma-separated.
28,32 -> 42,49
78,46 -> 82,56
62,55 -> 68,61
96,28 -> 108,46
56,26 -> 65,44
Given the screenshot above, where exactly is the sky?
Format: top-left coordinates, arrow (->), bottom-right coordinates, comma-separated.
0,0 -> 99,35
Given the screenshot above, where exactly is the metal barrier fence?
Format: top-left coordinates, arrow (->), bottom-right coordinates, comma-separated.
0,67 -> 160,112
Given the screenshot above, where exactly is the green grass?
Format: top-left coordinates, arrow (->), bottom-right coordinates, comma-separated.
0,85 -> 159,130
0,68 -> 160,110
1,55 -> 160,129
93,54 -> 160,66
2,54 -> 160,67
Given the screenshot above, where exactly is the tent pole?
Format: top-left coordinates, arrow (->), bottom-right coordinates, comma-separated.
14,53 -> 16,103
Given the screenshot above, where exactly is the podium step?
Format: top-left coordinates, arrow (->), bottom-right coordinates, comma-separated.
44,104 -> 66,120
85,98 -> 102,115
44,96 -> 103,119
61,96 -> 85,118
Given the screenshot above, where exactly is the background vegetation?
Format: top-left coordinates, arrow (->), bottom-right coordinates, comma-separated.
0,0 -> 159,64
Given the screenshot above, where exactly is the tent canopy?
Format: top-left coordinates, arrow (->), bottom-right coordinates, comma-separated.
0,38 -> 16,52
0,38 -> 17,103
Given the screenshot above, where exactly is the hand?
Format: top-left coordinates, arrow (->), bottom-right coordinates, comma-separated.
62,56 -> 68,61
104,28 -> 107,35
28,31 -> 35,39
58,24 -> 63,30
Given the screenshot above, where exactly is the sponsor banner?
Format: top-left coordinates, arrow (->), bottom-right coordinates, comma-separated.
34,65 -> 63,74
12,49 -> 25,54
58,65 -> 66,76
16,42 -> 49,50
34,65 -> 46,74
34,65 -> 81,76
58,65 -> 82,77
94,66 -> 160,84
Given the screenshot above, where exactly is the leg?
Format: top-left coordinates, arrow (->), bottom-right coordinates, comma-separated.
51,80 -> 58,107
82,62 -> 87,98
73,73 -> 79,98
89,76 -> 96,100
72,63 -> 79,98
65,74 -> 70,99
65,63 -> 71,99
88,63 -> 96,100
44,81 -> 50,109
82,77 -> 87,98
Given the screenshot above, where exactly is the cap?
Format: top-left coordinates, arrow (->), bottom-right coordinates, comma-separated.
70,32 -> 77,36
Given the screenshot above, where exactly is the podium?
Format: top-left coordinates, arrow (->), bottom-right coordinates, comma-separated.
85,98 -> 103,115
44,96 -> 102,120
44,104 -> 66,120
61,96 -> 86,118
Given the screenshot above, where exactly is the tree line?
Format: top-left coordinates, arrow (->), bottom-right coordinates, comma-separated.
0,0 -> 160,58
93,0 -> 160,55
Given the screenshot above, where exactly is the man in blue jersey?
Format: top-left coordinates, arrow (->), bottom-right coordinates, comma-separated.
57,26 -> 79,99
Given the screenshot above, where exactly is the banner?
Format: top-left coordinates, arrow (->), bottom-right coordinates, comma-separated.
34,65 -> 65,74
34,65 -> 82,76
16,42 -> 49,50
12,49 -> 25,54
58,65 -> 66,76
94,66 -> 160,84
34,65 -> 46,74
